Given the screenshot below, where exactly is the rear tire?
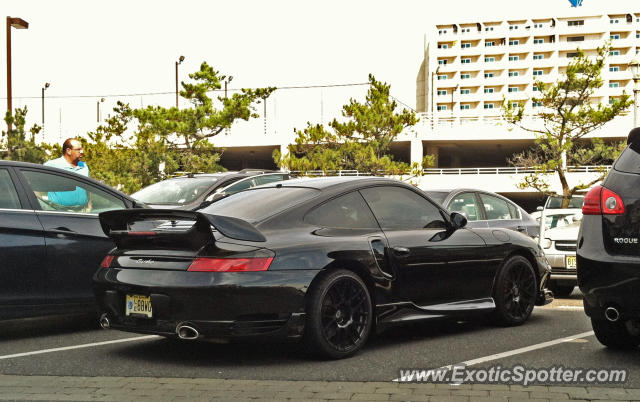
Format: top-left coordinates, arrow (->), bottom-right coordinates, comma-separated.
591,318 -> 640,349
305,269 -> 373,359
490,255 -> 537,326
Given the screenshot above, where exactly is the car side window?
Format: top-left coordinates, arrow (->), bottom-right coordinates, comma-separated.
305,191 -> 379,229
360,186 -> 446,230
507,202 -> 520,219
0,169 -> 22,209
224,178 -> 255,195
254,174 -> 286,186
479,193 -> 513,220
448,192 -> 481,221
20,170 -> 126,214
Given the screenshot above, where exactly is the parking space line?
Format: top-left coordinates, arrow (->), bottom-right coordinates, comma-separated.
0,335 -> 159,360
392,330 -> 594,382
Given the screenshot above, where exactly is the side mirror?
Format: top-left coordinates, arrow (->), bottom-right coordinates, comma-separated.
450,212 -> 467,230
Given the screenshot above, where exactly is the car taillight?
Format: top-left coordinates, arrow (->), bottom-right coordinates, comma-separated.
187,257 -> 274,272
100,255 -> 115,268
582,185 -> 625,215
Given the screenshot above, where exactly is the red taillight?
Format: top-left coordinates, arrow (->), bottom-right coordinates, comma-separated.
187,257 -> 274,272
100,255 -> 115,268
582,185 -> 625,215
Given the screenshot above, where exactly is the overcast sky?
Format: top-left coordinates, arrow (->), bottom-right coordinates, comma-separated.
2,0 -> 638,144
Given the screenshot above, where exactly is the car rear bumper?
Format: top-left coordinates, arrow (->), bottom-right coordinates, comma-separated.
93,268 -> 320,339
578,217 -> 640,321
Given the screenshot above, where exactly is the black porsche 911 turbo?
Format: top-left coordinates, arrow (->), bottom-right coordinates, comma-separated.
94,177 -> 552,358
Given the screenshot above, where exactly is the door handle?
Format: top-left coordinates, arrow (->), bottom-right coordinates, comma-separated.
516,226 -> 526,233
392,246 -> 411,256
51,226 -> 77,234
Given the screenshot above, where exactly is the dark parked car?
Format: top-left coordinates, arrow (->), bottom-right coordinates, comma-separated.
0,160 -> 142,320
130,170 -> 289,210
95,177 -> 552,358
424,189 -> 539,237
578,130 -> 640,349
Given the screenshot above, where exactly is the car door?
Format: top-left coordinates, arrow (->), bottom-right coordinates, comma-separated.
17,168 -> 128,307
479,192 -> 526,234
360,186 -> 489,306
445,191 -> 489,229
0,167 -> 47,318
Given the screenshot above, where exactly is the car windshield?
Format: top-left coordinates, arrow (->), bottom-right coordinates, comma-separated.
545,195 -> 584,209
200,187 -> 319,223
542,212 -> 582,230
132,177 -> 219,205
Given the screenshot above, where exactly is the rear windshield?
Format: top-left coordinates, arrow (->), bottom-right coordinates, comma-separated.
614,142 -> 640,174
423,191 -> 449,205
131,177 -> 219,204
199,187 -> 319,222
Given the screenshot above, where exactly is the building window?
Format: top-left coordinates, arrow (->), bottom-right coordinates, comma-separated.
485,57 -> 495,62
485,26 -> 494,31
511,102 -> 519,108
509,40 -> 520,46
484,103 -> 495,109
534,38 -> 544,44
637,33 -> 640,39
568,20 -> 584,26
509,55 -> 519,61
609,82 -> 620,88
567,36 -> 584,42
438,75 -> 448,80
437,90 -> 447,96
533,101 -> 543,107
437,105 -> 448,111
567,52 -> 579,58
610,34 -> 621,40
610,66 -> 620,72
461,42 -> 471,48
461,73 -> 471,79
533,70 -> 543,76
438,44 -> 448,49
485,41 -> 495,47
534,23 -> 544,28
484,72 -> 495,78
610,19 -> 619,24
610,50 -> 621,56
508,71 -> 519,77
533,85 -> 540,91
462,28 -> 471,33
438,59 -> 447,65
508,87 -> 518,93
533,54 -> 544,60
484,88 -> 494,93
438,30 -> 448,35
609,98 -> 618,105
460,104 -> 471,110
461,89 -> 471,94
461,58 -> 471,64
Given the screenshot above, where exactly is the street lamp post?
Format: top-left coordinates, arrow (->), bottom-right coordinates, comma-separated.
175,55 -> 184,108
6,16 -> 29,134
41,82 -> 50,142
224,76 -> 233,135
629,58 -> 640,129
97,98 -> 104,123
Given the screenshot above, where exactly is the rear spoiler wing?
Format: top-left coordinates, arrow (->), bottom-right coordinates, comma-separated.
99,209 -> 266,250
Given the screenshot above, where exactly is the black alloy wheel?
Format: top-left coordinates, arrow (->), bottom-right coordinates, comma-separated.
491,255 -> 537,326
305,269 -> 373,359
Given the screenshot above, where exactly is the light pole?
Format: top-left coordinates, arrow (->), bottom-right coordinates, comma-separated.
6,16 -> 29,134
224,76 -> 233,135
41,82 -> 50,124
629,57 -> 640,129
175,55 -> 184,108
97,98 -> 104,123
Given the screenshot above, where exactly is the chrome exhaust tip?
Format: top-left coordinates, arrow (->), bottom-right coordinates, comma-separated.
605,306 -> 620,322
99,313 -> 111,329
176,324 -> 199,340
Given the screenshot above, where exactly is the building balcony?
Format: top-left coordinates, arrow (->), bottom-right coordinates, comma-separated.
458,77 -> 484,87
557,39 -> 603,51
457,93 -> 483,103
610,37 -> 636,48
505,91 -> 530,101
605,70 -> 634,81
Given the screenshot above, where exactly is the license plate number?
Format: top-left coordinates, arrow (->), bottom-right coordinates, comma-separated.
565,255 -> 577,269
125,294 -> 152,318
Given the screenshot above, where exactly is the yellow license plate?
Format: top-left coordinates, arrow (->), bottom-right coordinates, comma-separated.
566,255 -> 577,269
125,294 -> 152,318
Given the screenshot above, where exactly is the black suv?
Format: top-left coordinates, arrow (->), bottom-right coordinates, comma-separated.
578,127 -> 640,348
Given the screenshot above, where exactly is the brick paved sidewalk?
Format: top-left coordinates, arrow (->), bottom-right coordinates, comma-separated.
0,375 -> 638,401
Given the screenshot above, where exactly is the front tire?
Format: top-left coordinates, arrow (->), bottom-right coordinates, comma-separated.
591,318 -> 640,349
491,255 -> 537,326
305,269 -> 373,359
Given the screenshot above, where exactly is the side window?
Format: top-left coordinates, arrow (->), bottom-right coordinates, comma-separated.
479,194 -> 512,220
360,186 -> 446,230
447,192 -> 481,221
223,178 -> 255,195
254,174 -> 286,186
305,191 -> 379,229
20,170 -> 125,214
507,202 -> 520,219
0,169 -> 22,209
